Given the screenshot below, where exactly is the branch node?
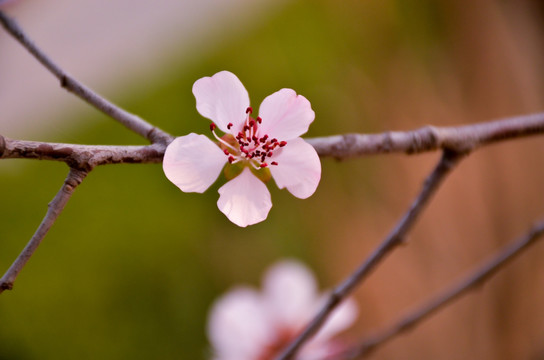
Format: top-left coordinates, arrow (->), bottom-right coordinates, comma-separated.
383,131 -> 394,152
1,281 -> 13,291
423,125 -> 440,149
64,168 -> 88,191
60,74 -> 68,88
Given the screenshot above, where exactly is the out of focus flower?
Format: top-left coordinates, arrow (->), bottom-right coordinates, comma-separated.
163,71 -> 321,227
207,260 -> 358,360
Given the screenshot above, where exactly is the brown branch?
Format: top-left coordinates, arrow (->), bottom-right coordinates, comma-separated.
2,110 -> 544,169
0,11 -> 173,145
0,167 -> 88,293
276,150 -> 466,360
330,220 -> 544,360
0,135 -> 164,168
307,112 -> 544,159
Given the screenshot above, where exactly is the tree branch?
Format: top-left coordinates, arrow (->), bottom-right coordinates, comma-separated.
0,167 -> 88,293
276,150 -> 466,360
331,220 -> 544,360
0,11 -> 173,144
0,135 -> 164,168
2,110 -> 544,169
307,112 -> 544,159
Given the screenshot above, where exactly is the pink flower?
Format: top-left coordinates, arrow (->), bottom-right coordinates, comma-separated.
207,260 -> 358,360
163,71 -> 321,227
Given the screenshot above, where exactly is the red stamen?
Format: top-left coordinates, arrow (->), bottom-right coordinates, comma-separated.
221,114 -> 287,168
210,123 -> 216,131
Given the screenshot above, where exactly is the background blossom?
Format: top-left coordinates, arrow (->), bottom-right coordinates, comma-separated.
207,260 -> 358,360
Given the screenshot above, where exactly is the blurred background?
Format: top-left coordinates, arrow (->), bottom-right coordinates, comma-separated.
1,0 -> 544,359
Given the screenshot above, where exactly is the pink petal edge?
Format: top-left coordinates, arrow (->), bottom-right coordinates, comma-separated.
217,168 -> 272,227
207,287 -> 273,359
192,71 -> 250,134
258,88 -> 315,141
163,133 -> 226,193
269,137 -> 321,199
263,260 -> 319,328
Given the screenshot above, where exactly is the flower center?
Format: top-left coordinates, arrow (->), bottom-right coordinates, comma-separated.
210,107 -> 286,170
256,327 -> 296,360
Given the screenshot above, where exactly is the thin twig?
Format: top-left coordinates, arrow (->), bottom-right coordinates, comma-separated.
276,150 -> 465,360
0,167 -> 88,293
307,112 -> 544,159
0,135 -> 165,168
0,11 -> 173,144
329,220 -> 544,360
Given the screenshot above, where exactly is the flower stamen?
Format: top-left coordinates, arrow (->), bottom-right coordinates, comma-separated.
210,124 -> 238,152
213,112 -> 289,170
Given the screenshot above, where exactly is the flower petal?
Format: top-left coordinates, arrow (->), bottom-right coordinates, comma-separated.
217,168 -> 272,227
270,138 -> 321,199
313,295 -> 358,343
258,88 -> 315,140
207,287 -> 273,359
192,71 -> 250,134
262,260 -> 318,328
163,133 -> 226,193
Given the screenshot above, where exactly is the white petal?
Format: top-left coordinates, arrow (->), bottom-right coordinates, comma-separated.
262,260 -> 318,328
217,168 -> 272,227
163,133 -> 226,193
258,88 -> 315,140
207,287 -> 273,359
192,71 -> 250,134
269,138 -> 321,199
313,296 -> 358,342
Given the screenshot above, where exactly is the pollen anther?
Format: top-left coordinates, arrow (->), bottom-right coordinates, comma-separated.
219,111 -> 289,170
